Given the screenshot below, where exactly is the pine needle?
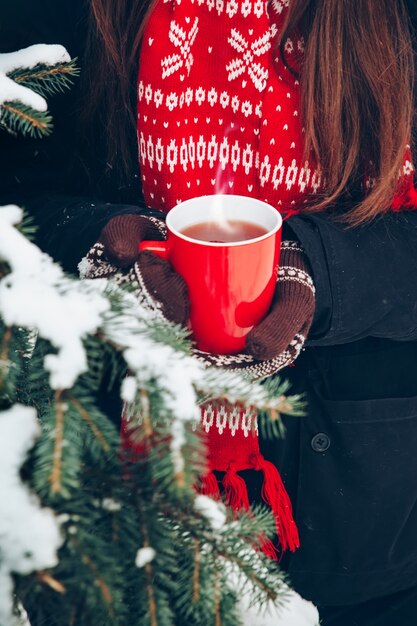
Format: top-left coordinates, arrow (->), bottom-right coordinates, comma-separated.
8,59 -> 79,98
0,101 -> 52,137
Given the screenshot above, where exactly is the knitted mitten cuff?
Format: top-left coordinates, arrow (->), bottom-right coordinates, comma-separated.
191,341 -> 304,381
278,240 -> 315,296
79,242 -> 164,314
79,242 -> 189,326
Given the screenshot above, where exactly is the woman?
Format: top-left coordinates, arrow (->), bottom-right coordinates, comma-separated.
2,1 -> 417,624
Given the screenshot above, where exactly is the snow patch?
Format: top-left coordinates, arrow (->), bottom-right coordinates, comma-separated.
239,586 -> 319,626
121,376 -> 138,403
102,498 -> 122,512
0,73 -> 46,110
194,495 -> 226,530
135,547 -> 156,568
0,44 -> 70,74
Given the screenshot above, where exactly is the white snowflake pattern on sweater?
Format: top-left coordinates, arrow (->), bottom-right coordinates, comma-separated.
138,0 -> 319,211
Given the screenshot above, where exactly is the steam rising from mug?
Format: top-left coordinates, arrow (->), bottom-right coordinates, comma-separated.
207,195 -> 242,240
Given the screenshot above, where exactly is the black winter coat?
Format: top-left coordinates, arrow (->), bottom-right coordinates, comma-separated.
2,0 -> 417,609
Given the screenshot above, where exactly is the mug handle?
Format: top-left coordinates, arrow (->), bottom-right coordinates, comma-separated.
139,240 -> 170,260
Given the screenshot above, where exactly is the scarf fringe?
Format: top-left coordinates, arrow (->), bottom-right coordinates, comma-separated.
200,471 -> 221,499
223,467 -> 251,511
260,536 -> 279,560
257,456 -> 300,553
198,458 -> 299,558
216,456 -> 299,557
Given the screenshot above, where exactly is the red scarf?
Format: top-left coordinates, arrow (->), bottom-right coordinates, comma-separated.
135,0 -> 417,557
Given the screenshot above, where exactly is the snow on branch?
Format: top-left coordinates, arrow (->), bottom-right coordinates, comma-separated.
0,73 -> 47,110
0,404 -> 63,626
239,586 -> 319,626
0,44 -> 70,75
0,206 -> 110,389
0,44 -> 70,110
221,544 -> 319,626
194,495 -> 226,530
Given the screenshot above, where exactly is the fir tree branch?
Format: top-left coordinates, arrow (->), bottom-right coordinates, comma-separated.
258,391 -> 306,439
36,571 -> 66,594
1,205 -> 300,622
192,540 -> 201,604
161,498 -> 283,607
9,60 -> 79,98
0,326 -> 12,388
49,391 -> 65,494
214,568 -> 221,626
137,498 -> 158,626
140,388 -> 153,439
215,547 -> 279,602
0,56 -> 78,139
80,553 -> 114,609
0,100 -> 52,137
68,395 -> 111,453
19,213 -> 38,241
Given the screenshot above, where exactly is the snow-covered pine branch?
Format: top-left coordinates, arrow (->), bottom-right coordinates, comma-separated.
0,404 -> 62,626
0,205 -> 110,391
0,44 -> 70,77
0,44 -> 77,137
193,496 -> 319,626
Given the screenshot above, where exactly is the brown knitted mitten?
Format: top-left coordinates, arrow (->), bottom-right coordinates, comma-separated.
99,214 -> 166,268
246,241 -> 315,361
138,251 -> 189,326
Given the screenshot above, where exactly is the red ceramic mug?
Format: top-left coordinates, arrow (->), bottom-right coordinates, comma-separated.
139,194 -> 282,354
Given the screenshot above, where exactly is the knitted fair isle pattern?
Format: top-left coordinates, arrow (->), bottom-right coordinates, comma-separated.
137,0 -> 417,215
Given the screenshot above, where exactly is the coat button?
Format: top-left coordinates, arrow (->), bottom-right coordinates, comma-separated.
311,432 -> 330,452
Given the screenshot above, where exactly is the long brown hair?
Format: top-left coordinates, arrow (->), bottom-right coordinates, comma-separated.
88,0 -> 415,223
83,0 -> 157,181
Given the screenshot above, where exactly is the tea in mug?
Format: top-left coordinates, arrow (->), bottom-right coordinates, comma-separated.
181,220 -> 268,243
